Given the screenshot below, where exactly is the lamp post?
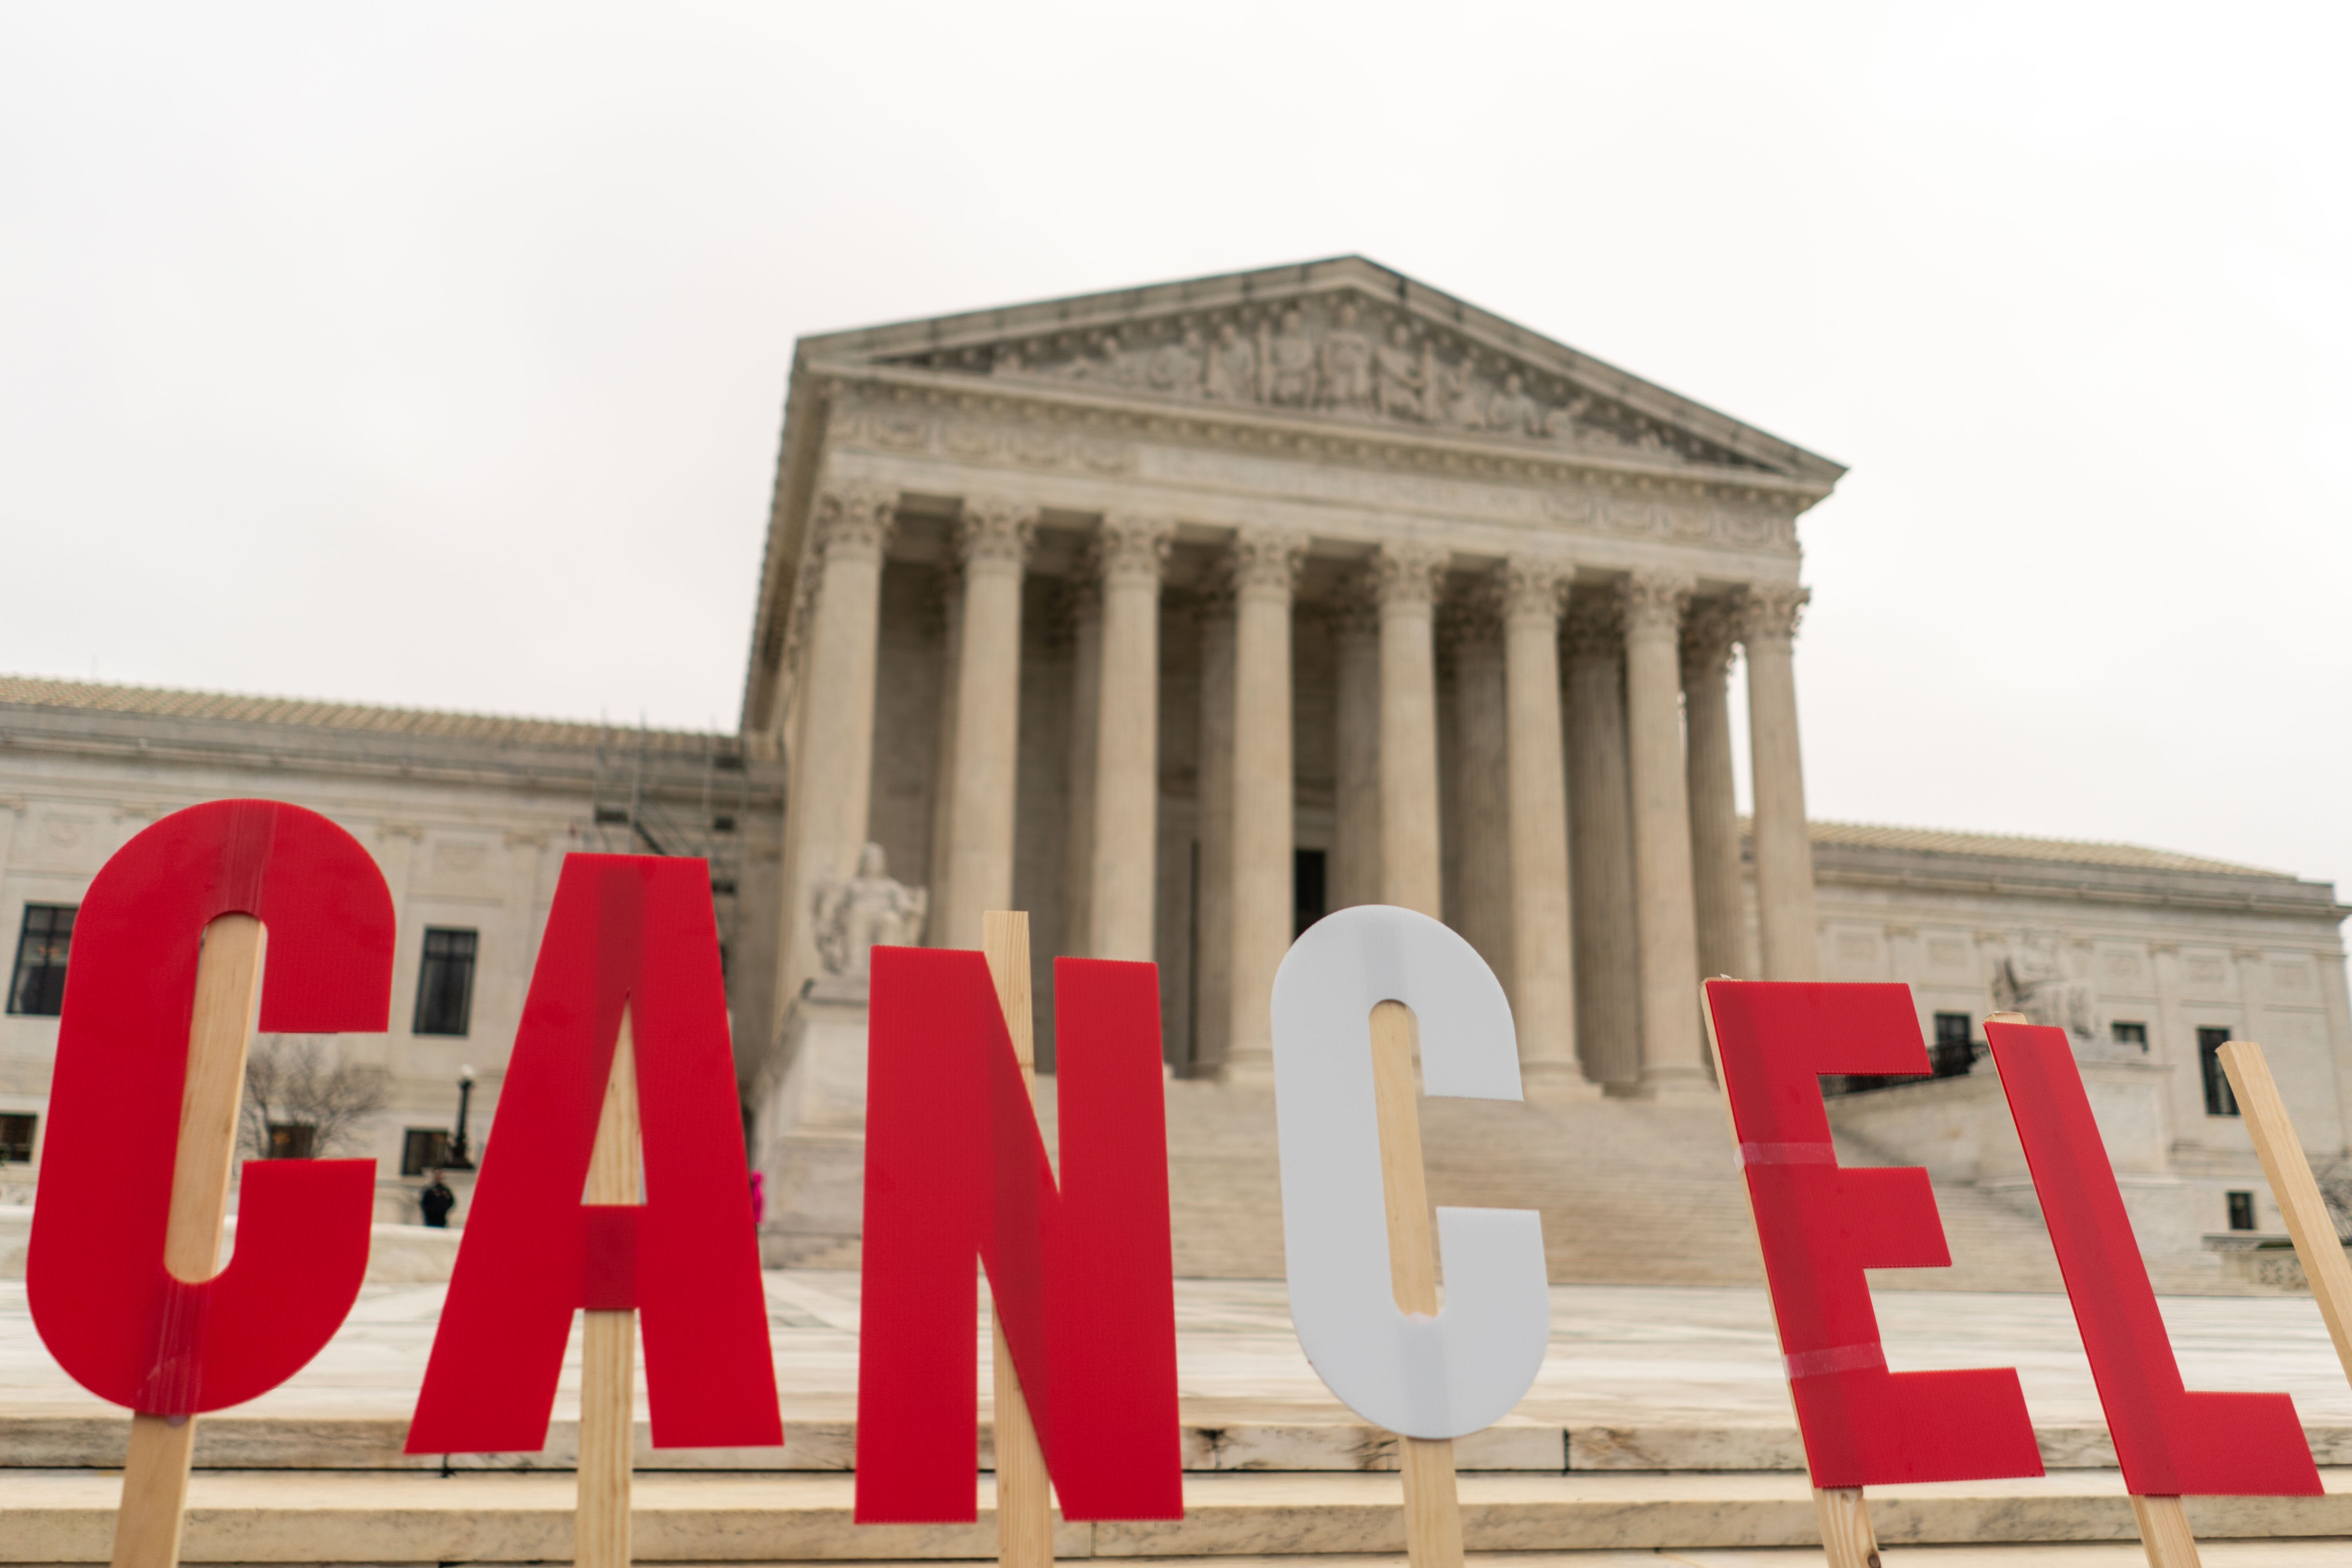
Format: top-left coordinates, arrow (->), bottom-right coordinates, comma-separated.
448,1065 -> 477,1170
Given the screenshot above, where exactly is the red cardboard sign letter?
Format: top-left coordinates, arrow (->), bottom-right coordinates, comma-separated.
406,854 -> 780,1454
856,947 -> 1180,1523
1703,980 -> 2043,1487
1985,1018 -> 2320,1496
29,799 -> 395,1414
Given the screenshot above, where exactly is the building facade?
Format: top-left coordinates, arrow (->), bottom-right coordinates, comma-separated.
744,257 -> 1838,1093
2,257 -> 2346,1282
0,678 -> 781,1230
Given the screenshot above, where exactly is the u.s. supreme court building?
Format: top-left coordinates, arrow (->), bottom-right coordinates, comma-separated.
4,258 -> 2348,1290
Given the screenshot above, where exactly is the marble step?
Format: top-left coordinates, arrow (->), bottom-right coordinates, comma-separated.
4,1467 -> 2351,1561
1145,1084 -> 2243,1295
13,1412 -> 2352,1475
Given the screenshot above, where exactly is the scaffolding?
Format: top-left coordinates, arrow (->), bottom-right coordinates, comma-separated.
589,723 -> 752,966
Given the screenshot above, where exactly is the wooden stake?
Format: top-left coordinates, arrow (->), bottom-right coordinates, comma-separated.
982,911 -> 1052,1568
1988,1011 -> 2201,1568
2128,1494 -> 2202,1568
578,1013 -> 641,1568
1699,982 -> 1884,1568
1368,999 -> 1465,1568
113,914 -> 266,1568
2219,1040 -> 2352,1387
1810,1485 -> 1879,1568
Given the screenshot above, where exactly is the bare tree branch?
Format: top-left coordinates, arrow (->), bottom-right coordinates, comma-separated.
240,1037 -> 387,1160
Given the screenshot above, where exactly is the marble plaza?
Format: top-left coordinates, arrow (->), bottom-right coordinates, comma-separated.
7,1276 -> 2352,1558
7,1273 -> 2352,1463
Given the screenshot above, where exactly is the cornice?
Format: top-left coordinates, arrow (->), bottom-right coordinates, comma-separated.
804,360 -> 1836,511
0,725 -> 782,811
790,256 -> 1846,485
1813,857 -> 2351,921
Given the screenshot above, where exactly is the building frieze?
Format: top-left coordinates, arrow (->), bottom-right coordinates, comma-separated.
865,290 -> 1776,475
814,361 -> 1828,502
817,370 -> 1810,557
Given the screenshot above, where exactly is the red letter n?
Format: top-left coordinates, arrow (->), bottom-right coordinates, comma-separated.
855,946 -> 1180,1523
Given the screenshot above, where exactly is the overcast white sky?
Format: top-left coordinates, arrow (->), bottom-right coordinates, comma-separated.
4,5 -> 2348,889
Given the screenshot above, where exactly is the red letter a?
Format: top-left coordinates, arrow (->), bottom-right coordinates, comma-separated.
405,854 -> 780,1454
855,946 -> 1180,1523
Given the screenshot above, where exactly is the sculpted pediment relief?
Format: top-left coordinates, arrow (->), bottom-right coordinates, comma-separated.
875,291 -> 1771,474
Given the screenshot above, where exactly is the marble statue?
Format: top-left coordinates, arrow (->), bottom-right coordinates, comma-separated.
1319,302 -> 1374,412
971,292 -> 1722,465
1374,322 -> 1424,420
1265,309 -> 1317,407
1992,935 -> 2102,1045
1203,322 -> 1256,403
1488,372 -> 1541,437
811,842 -> 928,979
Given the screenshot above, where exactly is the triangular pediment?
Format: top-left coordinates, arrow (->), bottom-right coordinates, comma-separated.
795,256 -> 1842,483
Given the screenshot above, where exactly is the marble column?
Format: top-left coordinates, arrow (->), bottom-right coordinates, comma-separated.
1061,577 -> 1102,965
1563,596 -> 1641,1089
1498,559 -> 1581,1091
1739,583 -> 1820,982
1328,572 -> 1381,911
1221,528 -> 1306,1083
1622,572 -> 1710,1093
1375,542 -> 1448,918
940,496 -> 1038,951
923,567 -> 963,943
1681,599 -> 1748,984
777,487 -> 897,1011
1444,593 -> 1512,987
1193,583 -> 1237,1073
1089,513 -> 1173,961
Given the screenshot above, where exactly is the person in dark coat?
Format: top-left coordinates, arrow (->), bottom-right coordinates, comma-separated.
419,1171 -> 456,1229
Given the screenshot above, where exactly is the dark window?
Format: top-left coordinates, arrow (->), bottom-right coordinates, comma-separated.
2112,1021 -> 2148,1050
267,1122 -> 317,1160
0,1112 -> 35,1164
413,928 -> 478,1036
8,904 -> 75,1016
402,1128 -> 453,1177
1294,849 -> 1328,938
1926,1013 -> 1977,1078
2227,1191 -> 2258,1232
2198,1027 -> 2240,1117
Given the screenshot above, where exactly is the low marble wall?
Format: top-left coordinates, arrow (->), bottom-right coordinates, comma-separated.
0,1208 -> 460,1284
753,982 -> 874,1268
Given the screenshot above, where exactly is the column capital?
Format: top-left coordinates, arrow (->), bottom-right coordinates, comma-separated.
1317,566 -> 1381,638
1679,597 -> 1741,682
1618,570 -> 1693,643
1495,556 -> 1572,624
954,495 -> 1040,570
1735,581 -> 1811,649
1439,583 -> 1504,651
1091,512 -> 1176,585
809,486 -> 899,564
1561,594 -> 1624,660
1229,527 -> 1307,603
1373,541 -> 1450,612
